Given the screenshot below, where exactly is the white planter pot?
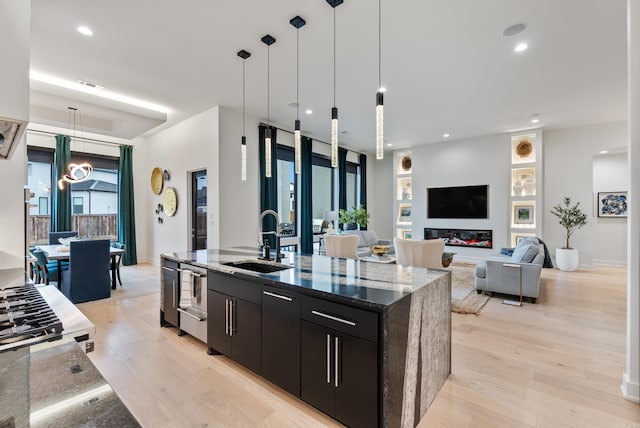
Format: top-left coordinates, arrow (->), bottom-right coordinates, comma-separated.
556,248 -> 579,271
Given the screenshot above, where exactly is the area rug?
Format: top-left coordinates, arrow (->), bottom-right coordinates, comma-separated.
449,265 -> 490,314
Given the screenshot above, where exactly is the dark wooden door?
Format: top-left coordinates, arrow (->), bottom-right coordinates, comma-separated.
207,290 -> 232,356
335,333 -> 379,428
191,169 -> 207,250
262,287 -> 300,396
231,298 -> 262,375
301,320 -> 335,417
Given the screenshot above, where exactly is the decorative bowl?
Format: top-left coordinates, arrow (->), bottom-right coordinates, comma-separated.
370,245 -> 390,256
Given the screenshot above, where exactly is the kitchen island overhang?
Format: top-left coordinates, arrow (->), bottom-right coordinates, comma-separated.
162,248 -> 451,428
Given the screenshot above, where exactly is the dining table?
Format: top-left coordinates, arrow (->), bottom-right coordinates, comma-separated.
36,244 -> 125,290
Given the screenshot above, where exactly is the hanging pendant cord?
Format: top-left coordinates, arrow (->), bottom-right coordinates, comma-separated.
267,45 -> 270,126
378,0 -> 381,89
296,29 -> 300,121
242,59 -> 245,135
333,6 -> 336,107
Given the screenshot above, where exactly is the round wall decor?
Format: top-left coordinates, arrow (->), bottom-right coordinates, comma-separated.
163,187 -> 178,216
401,156 -> 412,171
150,167 -> 164,195
516,140 -> 533,158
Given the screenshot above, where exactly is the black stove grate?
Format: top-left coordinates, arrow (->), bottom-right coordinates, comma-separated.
0,283 -> 63,352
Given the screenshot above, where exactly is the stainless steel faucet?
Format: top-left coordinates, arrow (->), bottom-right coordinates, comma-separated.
258,209 -> 282,262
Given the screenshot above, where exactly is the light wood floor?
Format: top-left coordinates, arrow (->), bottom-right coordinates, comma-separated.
79,263 -> 640,427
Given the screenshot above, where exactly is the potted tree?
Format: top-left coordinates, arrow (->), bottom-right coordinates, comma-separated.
550,197 -> 587,271
339,205 -> 370,230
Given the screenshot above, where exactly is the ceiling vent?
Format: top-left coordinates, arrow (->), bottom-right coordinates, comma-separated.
0,117 -> 27,159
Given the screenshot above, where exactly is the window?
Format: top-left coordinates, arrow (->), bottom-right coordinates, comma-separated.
38,197 -> 48,215
312,154 -> 334,221
346,161 -> 358,210
73,197 -> 84,214
276,145 -> 297,236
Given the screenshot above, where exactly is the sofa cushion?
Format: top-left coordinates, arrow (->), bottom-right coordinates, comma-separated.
512,244 -> 539,263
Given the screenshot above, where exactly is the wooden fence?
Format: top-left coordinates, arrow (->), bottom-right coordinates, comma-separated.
30,214 -> 118,244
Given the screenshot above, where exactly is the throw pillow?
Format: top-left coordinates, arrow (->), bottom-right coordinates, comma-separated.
360,230 -> 379,247
517,236 -> 540,248
511,244 -> 539,263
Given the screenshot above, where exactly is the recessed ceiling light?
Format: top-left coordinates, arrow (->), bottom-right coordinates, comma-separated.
77,26 -> 93,36
77,79 -> 104,90
341,130 -> 349,134
305,109 -> 312,115
514,43 -> 528,52
387,143 -> 392,147
443,133 -> 450,138
503,23 -> 526,37
600,150 -> 609,154
530,114 -> 540,123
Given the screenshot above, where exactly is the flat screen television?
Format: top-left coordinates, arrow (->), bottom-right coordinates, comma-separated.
427,185 -> 488,219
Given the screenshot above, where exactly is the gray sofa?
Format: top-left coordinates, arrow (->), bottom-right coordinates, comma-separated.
341,230 -> 393,257
474,237 -> 544,302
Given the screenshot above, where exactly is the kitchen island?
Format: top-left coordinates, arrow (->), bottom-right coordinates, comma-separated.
161,247 -> 451,428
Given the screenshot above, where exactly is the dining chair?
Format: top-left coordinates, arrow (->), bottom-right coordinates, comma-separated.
110,242 -> 125,286
48,231 -> 78,244
60,239 -> 111,303
394,238 -> 445,269
324,234 -> 360,259
31,249 -> 59,284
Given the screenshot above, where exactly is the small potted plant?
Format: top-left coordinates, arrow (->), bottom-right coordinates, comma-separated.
550,197 -> 587,271
352,205 -> 370,229
338,209 -> 356,230
339,205 -> 370,230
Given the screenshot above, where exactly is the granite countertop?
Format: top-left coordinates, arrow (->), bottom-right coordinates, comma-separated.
0,337 -> 140,428
162,247 -> 450,309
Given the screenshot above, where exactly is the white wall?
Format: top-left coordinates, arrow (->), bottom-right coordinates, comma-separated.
543,121 -> 627,268
143,107 -> 220,263
218,107 -> 261,248
593,152 -> 628,265
0,0 -> 29,123
410,134 -> 510,263
369,155 -> 394,238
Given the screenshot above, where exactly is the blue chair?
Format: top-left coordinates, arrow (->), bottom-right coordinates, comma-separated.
60,239 -> 111,303
31,249 -> 59,284
110,242 -> 125,286
49,231 -> 78,244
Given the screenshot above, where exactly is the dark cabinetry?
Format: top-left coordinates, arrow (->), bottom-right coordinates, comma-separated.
160,259 -> 179,328
300,296 -> 379,428
207,272 -> 261,374
261,286 -> 300,396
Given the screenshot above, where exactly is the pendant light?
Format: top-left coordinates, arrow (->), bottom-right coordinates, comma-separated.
58,107 -> 93,190
262,34 -> 276,178
290,16 -> 306,175
327,0 -> 343,168
376,0 -> 385,160
237,49 -> 251,181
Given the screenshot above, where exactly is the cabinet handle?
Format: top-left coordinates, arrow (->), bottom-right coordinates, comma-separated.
162,266 -> 176,272
177,308 -> 205,321
263,291 -> 293,302
311,310 -> 356,326
172,279 -> 176,308
334,336 -> 340,388
225,299 -> 229,335
229,300 -> 233,337
326,334 -> 331,384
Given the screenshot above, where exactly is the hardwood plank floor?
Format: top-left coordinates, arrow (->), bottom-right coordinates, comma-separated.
78,263 -> 640,427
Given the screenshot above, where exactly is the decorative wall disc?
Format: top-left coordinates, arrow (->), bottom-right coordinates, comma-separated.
516,140 -> 533,157
151,167 -> 163,195
401,156 -> 412,171
163,187 -> 178,216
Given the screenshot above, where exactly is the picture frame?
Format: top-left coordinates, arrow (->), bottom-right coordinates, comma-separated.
513,204 -> 534,225
598,192 -> 628,217
402,230 -> 412,240
511,232 -> 536,247
397,203 -> 412,223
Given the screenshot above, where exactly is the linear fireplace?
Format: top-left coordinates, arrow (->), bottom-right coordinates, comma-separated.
424,228 -> 493,248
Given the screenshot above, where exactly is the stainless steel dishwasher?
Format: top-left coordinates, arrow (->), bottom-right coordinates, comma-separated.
176,264 -> 207,343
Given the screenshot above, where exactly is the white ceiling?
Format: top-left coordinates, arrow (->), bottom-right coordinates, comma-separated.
30,0 -> 628,153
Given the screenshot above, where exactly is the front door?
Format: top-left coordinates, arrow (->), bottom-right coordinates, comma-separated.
191,170 -> 207,250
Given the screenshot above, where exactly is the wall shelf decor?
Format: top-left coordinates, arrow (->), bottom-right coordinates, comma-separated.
394,151 -> 413,238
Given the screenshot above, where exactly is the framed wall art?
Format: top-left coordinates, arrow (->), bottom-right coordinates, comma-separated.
397,203 -> 412,223
513,203 -> 534,225
598,192 -> 628,217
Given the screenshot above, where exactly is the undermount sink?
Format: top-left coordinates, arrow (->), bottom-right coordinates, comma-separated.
223,261 -> 293,273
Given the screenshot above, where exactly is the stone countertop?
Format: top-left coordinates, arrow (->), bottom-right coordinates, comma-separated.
0,337 -> 140,428
162,247 -> 450,310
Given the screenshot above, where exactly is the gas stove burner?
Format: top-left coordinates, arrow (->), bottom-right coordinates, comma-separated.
0,283 -> 63,353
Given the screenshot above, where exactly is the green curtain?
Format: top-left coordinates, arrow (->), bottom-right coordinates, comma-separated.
300,136 -> 313,254
338,147 -> 348,211
118,145 -> 138,265
359,153 -> 367,210
258,125 -> 278,249
52,135 -> 72,232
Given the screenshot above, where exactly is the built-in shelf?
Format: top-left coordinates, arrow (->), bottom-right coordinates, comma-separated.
394,151 -> 412,239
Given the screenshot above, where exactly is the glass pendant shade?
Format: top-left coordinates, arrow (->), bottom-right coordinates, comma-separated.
241,136 -> 247,181
331,107 -> 338,168
265,128 -> 272,178
294,119 -> 301,174
376,91 -> 384,159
